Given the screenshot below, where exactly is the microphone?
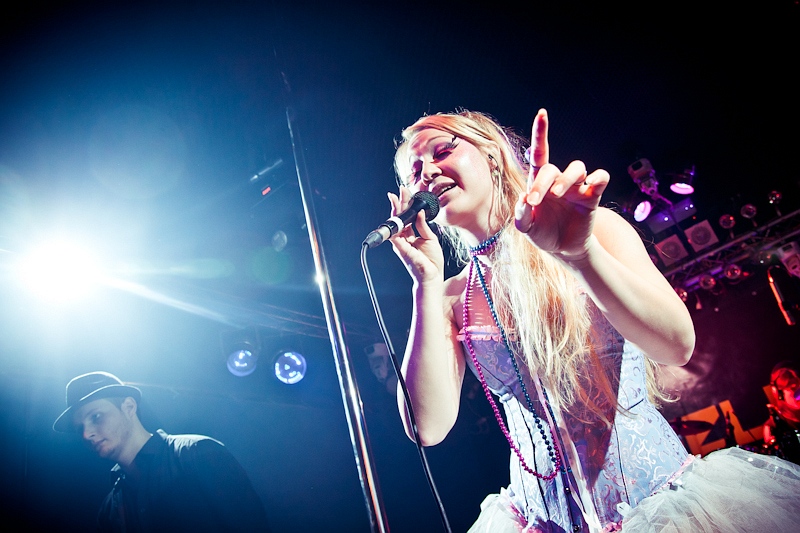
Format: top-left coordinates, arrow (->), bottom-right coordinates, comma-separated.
363,191 -> 440,248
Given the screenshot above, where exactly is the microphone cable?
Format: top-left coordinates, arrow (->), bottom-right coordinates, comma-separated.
361,242 -> 453,533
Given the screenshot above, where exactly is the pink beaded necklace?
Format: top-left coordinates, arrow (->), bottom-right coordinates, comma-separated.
462,229 -> 562,481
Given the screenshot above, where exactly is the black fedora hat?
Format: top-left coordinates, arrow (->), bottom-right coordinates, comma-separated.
53,371 -> 141,432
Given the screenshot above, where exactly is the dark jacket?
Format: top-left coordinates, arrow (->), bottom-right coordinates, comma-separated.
98,430 -> 269,532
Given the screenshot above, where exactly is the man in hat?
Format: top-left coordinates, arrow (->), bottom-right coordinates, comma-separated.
54,371 -> 270,532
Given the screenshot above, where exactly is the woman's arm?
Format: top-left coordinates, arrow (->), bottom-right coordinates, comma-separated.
563,207 -> 695,366
387,188 -> 466,445
516,110 -> 694,366
398,275 -> 466,445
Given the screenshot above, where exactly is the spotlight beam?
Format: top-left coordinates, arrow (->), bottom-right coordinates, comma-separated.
102,276 -> 376,340
2,243 -> 376,341
103,278 -> 233,325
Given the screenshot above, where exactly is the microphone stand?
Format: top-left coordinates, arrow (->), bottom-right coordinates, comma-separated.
283,104 -> 389,532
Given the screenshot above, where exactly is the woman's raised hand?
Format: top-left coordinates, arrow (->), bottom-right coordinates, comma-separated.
514,109 -> 609,259
388,186 -> 445,283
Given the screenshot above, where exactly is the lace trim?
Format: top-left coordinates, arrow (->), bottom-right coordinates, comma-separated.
457,325 -> 519,342
456,325 -> 501,342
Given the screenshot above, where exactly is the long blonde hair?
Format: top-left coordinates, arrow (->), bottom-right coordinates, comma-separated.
395,110 -> 666,422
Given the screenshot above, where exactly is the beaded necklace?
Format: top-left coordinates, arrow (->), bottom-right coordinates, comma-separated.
462,229 -> 562,480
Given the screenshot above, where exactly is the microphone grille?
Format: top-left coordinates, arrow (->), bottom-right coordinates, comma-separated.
413,191 -> 440,220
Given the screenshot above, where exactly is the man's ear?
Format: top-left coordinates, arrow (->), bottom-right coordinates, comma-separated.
121,396 -> 138,418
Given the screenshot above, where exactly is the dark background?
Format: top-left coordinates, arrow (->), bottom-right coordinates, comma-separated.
1,2 -> 799,532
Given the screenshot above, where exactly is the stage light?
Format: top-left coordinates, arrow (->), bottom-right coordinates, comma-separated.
227,344 -> 259,377
769,190 -> 783,217
668,166 -> 696,195
620,191 -> 654,223
675,286 -> 689,302
17,240 -> 104,301
723,264 -> 743,281
719,214 -> 736,240
776,242 -> 800,278
654,235 -> 689,266
274,350 -> 306,384
634,200 -> 653,222
222,327 -> 261,377
740,204 -> 758,227
719,214 -> 735,229
628,158 -> 658,196
699,274 -> 717,291
684,220 -> 720,253
271,230 -> 288,252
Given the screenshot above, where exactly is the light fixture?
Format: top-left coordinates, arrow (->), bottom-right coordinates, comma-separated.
628,158 -> 658,196
719,214 -> 736,240
227,344 -> 259,377
654,235 -> 689,266
621,191 -> 656,223
274,350 -> 307,384
222,327 -> 261,377
684,220 -> 720,253
776,242 -> 800,278
769,190 -> 783,217
634,199 -> 653,222
723,264 -> 743,281
675,286 -> 689,302
271,230 -> 288,252
16,239 -> 104,302
668,165 -> 696,195
625,159 -> 698,231
699,274 -> 717,291
740,204 -> 758,227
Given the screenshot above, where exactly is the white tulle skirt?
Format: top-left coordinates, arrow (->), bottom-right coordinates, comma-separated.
468,447 -> 800,533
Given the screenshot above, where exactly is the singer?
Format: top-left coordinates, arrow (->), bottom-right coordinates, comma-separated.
384,108 -> 800,532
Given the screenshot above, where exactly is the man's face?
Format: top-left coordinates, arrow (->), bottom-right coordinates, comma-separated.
774,369 -> 800,411
72,398 -> 134,462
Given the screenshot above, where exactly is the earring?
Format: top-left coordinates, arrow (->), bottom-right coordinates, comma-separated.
488,155 -> 501,181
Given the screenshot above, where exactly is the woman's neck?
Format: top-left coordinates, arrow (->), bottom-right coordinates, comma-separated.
467,227 -> 504,258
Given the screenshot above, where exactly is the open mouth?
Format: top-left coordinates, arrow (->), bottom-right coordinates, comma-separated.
433,184 -> 456,198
